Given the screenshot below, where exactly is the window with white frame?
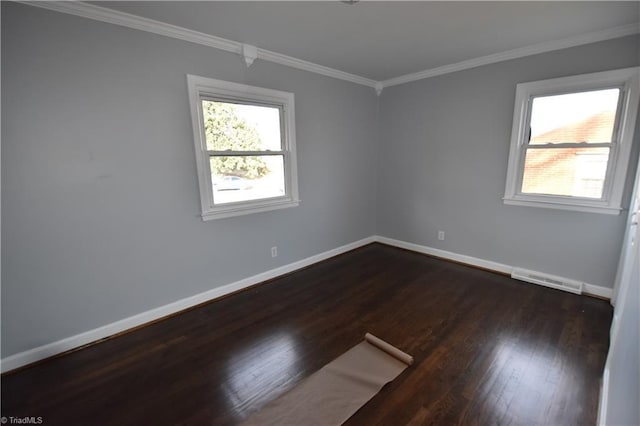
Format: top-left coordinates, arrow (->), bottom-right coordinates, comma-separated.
504,67 -> 639,215
187,75 -> 299,220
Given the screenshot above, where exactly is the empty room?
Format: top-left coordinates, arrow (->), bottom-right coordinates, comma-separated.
2,1 -> 639,425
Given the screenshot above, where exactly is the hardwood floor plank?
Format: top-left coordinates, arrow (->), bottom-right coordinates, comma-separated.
1,243 -> 612,425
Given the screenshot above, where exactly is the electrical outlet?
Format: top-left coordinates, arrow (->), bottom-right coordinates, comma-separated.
271,246 -> 278,258
438,231 -> 445,241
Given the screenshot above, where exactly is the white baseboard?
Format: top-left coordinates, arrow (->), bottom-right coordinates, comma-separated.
0,236 -> 375,373
583,283 -> 613,299
374,235 -> 612,299
375,236 -> 512,274
1,234 -> 612,373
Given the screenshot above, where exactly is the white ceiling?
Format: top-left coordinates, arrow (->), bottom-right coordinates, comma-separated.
95,1 -> 639,81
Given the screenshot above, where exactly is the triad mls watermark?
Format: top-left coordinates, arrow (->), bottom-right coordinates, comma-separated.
0,417 -> 44,425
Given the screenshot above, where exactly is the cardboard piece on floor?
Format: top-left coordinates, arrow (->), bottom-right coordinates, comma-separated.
241,333 -> 413,426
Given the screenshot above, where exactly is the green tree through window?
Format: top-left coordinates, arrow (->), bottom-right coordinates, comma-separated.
203,100 -> 269,179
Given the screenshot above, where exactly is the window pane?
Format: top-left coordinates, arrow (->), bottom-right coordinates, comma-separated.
521,147 -> 609,198
211,155 -> 285,205
202,100 -> 282,151
529,89 -> 619,144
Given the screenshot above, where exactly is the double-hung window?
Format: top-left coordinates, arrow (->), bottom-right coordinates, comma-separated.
504,67 -> 639,214
187,75 -> 299,220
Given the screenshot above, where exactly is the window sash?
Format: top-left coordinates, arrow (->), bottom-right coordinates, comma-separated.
516,144 -> 618,201
197,97 -> 291,205
526,86 -> 624,146
200,96 -> 286,152
187,74 -> 299,220
523,142 -> 613,149
516,145 -> 614,200
514,85 -> 625,202
208,153 -> 290,205
207,150 -> 286,157
503,68 -> 639,215
201,95 -> 285,112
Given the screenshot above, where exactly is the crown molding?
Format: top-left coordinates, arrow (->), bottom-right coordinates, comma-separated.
18,1 -> 242,54
382,22 -> 640,88
17,1 -> 377,89
14,2 -> 640,93
257,47 -> 376,88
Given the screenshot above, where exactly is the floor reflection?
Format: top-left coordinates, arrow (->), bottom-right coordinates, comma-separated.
479,336 -> 573,423
222,332 -> 300,416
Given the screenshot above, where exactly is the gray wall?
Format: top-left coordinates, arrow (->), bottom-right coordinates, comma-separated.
1,3 -> 378,357
605,200 -> 639,425
2,2 -> 639,361
607,254 -> 640,425
377,35 -> 640,287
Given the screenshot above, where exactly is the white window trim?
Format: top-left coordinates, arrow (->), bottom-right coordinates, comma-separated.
503,67 -> 640,215
187,75 -> 300,220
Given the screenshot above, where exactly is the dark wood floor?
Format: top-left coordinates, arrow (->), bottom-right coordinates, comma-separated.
2,243 -> 612,425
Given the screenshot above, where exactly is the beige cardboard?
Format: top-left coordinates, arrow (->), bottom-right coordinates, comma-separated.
242,334 -> 411,426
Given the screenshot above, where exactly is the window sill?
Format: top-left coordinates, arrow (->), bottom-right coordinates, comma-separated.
202,198 -> 300,221
503,197 -> 622,215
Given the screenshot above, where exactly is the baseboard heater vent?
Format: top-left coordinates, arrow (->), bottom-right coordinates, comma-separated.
511,268 -> 583,295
